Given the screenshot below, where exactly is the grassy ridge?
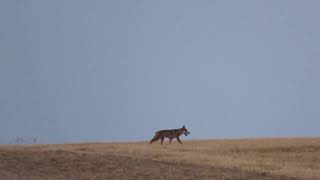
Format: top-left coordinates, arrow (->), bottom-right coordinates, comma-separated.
0,138 -> 319,179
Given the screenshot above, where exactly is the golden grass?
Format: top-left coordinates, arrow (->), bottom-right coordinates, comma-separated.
0,138 -> 319,179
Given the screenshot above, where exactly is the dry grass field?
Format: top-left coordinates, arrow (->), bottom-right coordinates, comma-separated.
0,138 -> 319,180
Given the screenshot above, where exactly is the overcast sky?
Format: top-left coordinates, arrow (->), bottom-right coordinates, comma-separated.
1,1 -> 319,144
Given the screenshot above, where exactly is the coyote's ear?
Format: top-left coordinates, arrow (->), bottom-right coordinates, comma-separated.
183,125 -> 185,128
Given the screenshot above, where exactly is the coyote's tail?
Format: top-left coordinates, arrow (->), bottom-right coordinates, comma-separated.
149,133 -> 160,144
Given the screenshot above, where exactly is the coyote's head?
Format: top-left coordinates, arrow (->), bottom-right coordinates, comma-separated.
182,125 -> 190,136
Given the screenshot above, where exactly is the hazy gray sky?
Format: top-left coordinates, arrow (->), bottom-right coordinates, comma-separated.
1,1 -> 319,143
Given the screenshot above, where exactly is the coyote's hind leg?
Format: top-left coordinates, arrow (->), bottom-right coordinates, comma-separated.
160,136 -> 165,145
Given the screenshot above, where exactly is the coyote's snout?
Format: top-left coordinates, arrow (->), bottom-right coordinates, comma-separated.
149,125 -> 190,145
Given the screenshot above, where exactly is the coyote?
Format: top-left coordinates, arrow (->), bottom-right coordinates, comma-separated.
149,125 -> 190,144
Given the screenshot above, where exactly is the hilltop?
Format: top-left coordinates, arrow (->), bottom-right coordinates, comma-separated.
0,138 -> 319,179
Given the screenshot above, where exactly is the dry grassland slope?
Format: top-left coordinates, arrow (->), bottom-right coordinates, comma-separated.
0,138 -> 319,180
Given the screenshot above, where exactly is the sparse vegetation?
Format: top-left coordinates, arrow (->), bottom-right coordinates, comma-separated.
0,138 -> 319,179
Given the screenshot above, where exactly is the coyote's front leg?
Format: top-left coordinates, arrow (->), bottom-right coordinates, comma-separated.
176,137 -> 182,144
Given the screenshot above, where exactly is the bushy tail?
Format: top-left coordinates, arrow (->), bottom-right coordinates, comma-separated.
149,133 -> 160,144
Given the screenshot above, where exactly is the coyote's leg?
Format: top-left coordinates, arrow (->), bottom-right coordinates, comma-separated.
149,135 -> 160,144
176,137 -> 182,144
160,136 -> 165,145
169,138 -> 173,144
